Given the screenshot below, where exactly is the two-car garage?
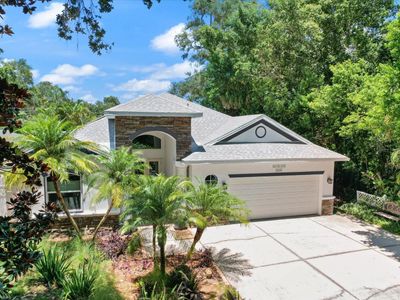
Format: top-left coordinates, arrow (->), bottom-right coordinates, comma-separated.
228,172 -> 322,220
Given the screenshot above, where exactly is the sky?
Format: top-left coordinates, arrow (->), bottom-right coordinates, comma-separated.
0,0 -> 195,103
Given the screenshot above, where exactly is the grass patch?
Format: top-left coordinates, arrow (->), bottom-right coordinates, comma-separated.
11,236 -> 124,300
339,202 -> 400,235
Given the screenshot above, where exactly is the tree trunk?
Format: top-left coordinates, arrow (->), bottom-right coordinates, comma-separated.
152,224 -> 157,259
158,227 -> 167,275
52,176 -> 82,239
92,199 -> 114,241
186,227 -> 205,261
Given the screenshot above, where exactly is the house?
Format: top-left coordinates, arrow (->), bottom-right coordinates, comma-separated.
0,93 -> 348,224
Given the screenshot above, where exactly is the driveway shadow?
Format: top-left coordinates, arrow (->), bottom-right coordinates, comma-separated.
208,247 -> 254,282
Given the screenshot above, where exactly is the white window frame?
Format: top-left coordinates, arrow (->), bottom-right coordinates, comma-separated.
45,174 -> 83,213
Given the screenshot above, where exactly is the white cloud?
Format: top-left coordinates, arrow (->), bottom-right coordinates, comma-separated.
41,64 -> 99,85
151,23 -> 185,54
150,61 -> 200,80
114,79 -> 171,94
63,85 -> 81,93
31,69 -> 40,80
28,2 -> 64,29
81,94 -> 98,103
1,58 -> 14,64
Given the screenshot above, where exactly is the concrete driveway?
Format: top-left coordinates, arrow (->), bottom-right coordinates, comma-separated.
200,215 -> 400,300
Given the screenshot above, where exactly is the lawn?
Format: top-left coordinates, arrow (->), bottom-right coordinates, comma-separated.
339,202 -> 400,235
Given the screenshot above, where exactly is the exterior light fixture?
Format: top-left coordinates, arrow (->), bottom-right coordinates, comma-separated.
327,177 -> 333,184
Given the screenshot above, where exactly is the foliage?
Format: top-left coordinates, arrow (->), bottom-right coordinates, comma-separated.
0,77 -> 56,296
62,260 -> 99,300
220,286 -> 241,300
139,266 -> 202,300
0,60 -> 121,126
309,56 -> 400,200
87,147 -> 144,240
185,183 -> 249,260
339,202 -> 400,235
1,0 -> 163,54
121,175 -> 189,274
15,114 -> 99,237
174,0 -> 396,122
35,247 -> 71,287
96,230 -> 129,260
126,232 -> 142,255
171,0 -> 400,201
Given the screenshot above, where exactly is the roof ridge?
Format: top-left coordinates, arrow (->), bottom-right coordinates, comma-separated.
155,94 -> 201,113
159,93 -> 231,118
105,94 -> 152,112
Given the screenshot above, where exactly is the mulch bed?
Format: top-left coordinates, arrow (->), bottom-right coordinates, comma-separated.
111,249 -> 226,299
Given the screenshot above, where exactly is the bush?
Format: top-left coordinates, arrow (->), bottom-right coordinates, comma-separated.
220,286 -> 241,300
126,232 -> 142,255
139,265 -> 202,300
171,266 -> 201,300
62,260 -> 99,300
96,230 -> 129,259
35,247 -> 71,287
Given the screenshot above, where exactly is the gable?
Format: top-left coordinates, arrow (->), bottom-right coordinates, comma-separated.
217,119 -> 303,144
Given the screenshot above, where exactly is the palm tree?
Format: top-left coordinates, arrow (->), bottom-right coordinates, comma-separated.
121,175 -> 188,274
87,147 -> 144,241
185,183 -> 249,261
16,114 -> 99,239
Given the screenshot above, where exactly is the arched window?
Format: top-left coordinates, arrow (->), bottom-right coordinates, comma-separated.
132,135 -> 161,149
205,175 -> 218,185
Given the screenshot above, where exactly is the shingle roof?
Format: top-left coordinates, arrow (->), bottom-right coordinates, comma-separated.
74,117 -> 111,150
105,94 -> 203,117
183,143 -> 349,162
75,93 -> 349,162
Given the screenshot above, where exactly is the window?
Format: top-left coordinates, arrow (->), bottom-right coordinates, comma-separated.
205,175 -> 218,185
255,126 -> 267,138
149,161 -> 159,176
132,135 -> 161,149
46,174 -> 82,212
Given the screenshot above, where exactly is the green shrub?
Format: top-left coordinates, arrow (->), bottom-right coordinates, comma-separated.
220,286 -> 241,300
170,265 -> 201,300
140,265 -> 202,300
126,233 -> 142,255
35,247 -> 71,287
62,260 -> 99,300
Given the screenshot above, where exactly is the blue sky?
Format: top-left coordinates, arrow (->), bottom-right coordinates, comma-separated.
0,1 -> 194,103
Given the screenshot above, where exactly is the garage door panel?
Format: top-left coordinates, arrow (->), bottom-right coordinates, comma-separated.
230,187 -> 318,196
228,175 -> 320,219
230,177 -> 317,185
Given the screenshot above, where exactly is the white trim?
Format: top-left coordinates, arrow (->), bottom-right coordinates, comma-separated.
45,175 -> 83,213
182,157 -> 350,164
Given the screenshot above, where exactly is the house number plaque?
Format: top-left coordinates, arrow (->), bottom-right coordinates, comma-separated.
273,164 -> 286,172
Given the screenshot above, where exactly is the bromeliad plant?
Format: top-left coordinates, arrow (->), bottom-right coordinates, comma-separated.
121,175 -> 189,274
16,114 -> 99,239
185,183 -> 249,261
87,147 -> 144,240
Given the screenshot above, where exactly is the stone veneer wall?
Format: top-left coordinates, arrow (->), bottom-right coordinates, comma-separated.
115,116 -> 192,160
321,198 -> 335,215
52,214 -> 120,230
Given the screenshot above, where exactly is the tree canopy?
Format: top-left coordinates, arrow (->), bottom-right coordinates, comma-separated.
172,0 -> 399,200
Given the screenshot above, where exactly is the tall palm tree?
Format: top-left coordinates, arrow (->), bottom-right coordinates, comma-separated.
185,183 -> 249,260
87,147 -> 144,241
16,114 -> 99,239
121,175 -> 188,274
